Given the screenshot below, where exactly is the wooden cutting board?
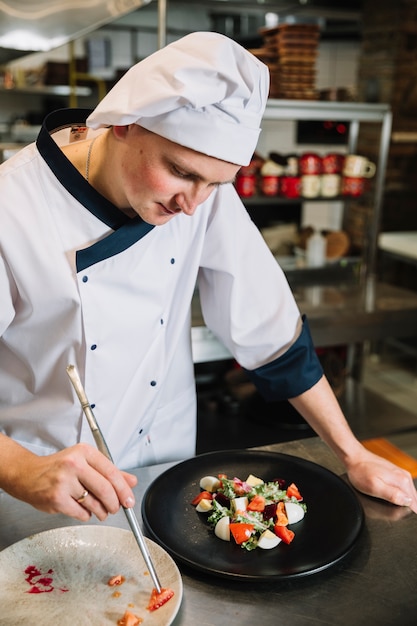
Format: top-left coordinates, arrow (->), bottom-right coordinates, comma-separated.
362,437 -> 417,478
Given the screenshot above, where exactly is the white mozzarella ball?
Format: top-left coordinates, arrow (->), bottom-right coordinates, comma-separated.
285,501 -> 305,524
214,516 -> 230,541
199,476 -> 221,492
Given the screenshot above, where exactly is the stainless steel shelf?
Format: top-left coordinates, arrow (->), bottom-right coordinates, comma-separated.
264,99 -> 391,123
262,100 -> 393,284
0,85 -> 92,97
190,102 -> 405,370
191,279 -> 417,363
242,194 -> 348,205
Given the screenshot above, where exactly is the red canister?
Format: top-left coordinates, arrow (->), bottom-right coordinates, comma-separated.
261,175 -> 280,196
281,176 -> 302,198
299,152 -> 322,175
322,152 -> 345,174
235,174 -> 256,197
341,176 -> 365,197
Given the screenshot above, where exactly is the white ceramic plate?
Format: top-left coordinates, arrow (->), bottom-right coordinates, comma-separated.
0,525 -> 182,626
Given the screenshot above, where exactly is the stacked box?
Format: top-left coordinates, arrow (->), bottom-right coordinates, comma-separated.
254,23 -> 320,100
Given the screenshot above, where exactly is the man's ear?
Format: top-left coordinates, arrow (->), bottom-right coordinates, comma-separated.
112,125 -> 129,139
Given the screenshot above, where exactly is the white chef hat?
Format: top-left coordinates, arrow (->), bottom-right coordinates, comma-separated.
87,31 -> 269,166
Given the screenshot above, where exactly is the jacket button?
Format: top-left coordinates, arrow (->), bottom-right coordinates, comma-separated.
150,380 -> 157,387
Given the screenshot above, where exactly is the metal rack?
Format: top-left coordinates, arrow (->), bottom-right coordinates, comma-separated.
262,99 -> 393,283
192,100 -> 417,375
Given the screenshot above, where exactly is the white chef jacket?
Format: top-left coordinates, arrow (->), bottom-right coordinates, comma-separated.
0,109 -> 322,469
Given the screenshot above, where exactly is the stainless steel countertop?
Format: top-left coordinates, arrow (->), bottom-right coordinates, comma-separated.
191,278 -> 417,367
1,436 -> 417,625
192,279 -> 417,350
379,231 -> 417,263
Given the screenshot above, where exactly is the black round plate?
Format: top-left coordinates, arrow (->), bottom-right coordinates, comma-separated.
142,450 -> 364,580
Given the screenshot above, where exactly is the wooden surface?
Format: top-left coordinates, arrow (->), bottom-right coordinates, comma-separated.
362,437 -> 417,478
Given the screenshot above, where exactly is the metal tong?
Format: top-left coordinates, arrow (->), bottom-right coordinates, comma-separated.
66,364 -> 162,594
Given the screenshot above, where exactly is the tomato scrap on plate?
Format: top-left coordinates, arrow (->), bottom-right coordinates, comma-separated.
147,587 -> 175,612
108,574 -> 125,586
117,610 -> 143,626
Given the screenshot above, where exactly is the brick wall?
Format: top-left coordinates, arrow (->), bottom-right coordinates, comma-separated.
354,0 -> 417,240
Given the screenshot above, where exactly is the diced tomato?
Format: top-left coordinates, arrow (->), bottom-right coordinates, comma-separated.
147,587 -> 175,612
286,483 -> 303,501
274,501 -> 289,526
217,473 -> 227,488
191,491 -> 213,506
247,495 -> 266,512
274,524 -> 295,544
229,523 -> 255,545
117,610 -> 143,626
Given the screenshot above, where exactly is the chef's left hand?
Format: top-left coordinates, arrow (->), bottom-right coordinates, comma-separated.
346,447 -> 417,513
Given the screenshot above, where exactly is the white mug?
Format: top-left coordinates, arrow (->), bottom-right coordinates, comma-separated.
301,174 -> 321,198
286,155 -> 299,176
343,154 -> 376,178
321,174 -> 341,198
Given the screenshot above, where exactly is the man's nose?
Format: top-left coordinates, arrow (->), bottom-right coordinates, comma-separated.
175,185 -> 212,216
175,195 -> 198,216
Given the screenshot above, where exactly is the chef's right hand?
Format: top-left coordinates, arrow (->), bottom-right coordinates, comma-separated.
6,442 -> 137,522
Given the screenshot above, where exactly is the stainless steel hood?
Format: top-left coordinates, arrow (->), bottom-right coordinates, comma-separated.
0,0 -> 152,64
0,0 -> 362,66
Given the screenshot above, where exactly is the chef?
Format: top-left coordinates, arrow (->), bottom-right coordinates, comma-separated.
1,32 -> 416,522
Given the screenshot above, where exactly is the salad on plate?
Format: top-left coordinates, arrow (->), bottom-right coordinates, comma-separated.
191,472 -> 307,551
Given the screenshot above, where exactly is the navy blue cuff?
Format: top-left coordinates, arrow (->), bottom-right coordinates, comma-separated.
243,315 -> 323,401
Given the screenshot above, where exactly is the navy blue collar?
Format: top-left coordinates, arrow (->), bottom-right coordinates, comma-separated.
37,109 -> 154,271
